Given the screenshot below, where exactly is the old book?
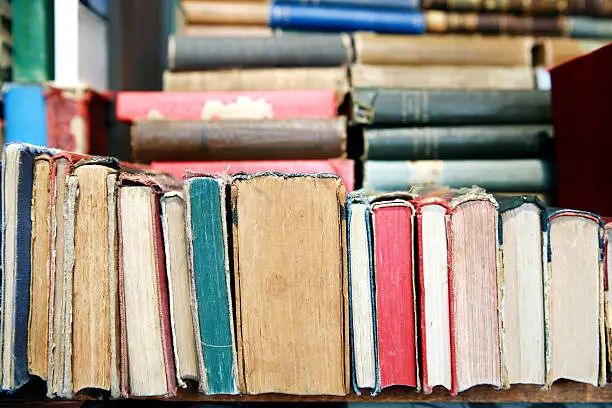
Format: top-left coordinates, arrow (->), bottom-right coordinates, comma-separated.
168,34 -> 351,71
537,37 -> 611,67
449,188 -> 502,392
346,193 -> 377,394
352,89 -> 551,126
426,11 -> 565,35
604,218 -> 612,382
117,174 -> 179,397
150,159 -> 355,192
231,173 -> 348,395
185,176 -> 239,394
13,0 -> 53,81
423,0 -> 612,16
163,68 -> 349,96
364,125 -> 554,160
351,65 -> 535,90
565,16 -> 612,38
497,196 -> 546,386
544,209 -> 604,387
28,155 -> 53,381
45,87 -> 110,154
182,24 -> 274,36
182,1 -> 270,25
130,118 -> 347,162
116,90 -> 338,121
1,143 -> 56,392
353,33 -> 533,66
275,0 -> 420,9
371,194 -> 419,390
160,192 -> 199,388
363,160 -> 555,193
551,43 -> 612,214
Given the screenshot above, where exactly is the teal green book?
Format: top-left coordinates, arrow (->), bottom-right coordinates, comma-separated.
13,0 -> 54,81
185,176 -> 239,395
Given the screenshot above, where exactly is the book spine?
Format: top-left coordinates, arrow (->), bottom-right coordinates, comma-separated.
169,34 -> 351,71
163,68 -> 349,95
270,3 -> 427,34
130,118 -> 347,162
351,89 -> 551,126
182,1 -> 271,25
4,84 -> 48,146
567,16 -> 612,38
364,125 -> 554,160
182,25 -> 274,37
351,65 -> 535,90
354,33 -> 533,66
538,38 -> 611,67
426,11 -> 566,35
274,0 -> 421,9
424,0 -> 612,16
363,159 -> 555,192
12,0 -> 54,81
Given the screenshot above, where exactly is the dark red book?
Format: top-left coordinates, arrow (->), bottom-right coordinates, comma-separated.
150,159 -> 355,192
551,43 -> 612,215
46,87 -> 110,155
116,90 -> 337,121
371,198 -> 418,389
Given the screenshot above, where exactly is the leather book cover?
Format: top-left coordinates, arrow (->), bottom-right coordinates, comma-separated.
354,33 -> 533,66
424,0 -> 612,16
426,11 -> 565,35
130,117 -> 347,162
150,159 -> 355,192
168,34 -> 352,71
182,1 -> 270,25
352,89 -> 551,126
45,87 -> 110,155
116,90 -> 338,121
551,43 -> 612,215
351,64 -> 535,90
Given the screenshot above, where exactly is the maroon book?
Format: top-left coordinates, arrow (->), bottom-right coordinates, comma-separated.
551,43 -> 612,215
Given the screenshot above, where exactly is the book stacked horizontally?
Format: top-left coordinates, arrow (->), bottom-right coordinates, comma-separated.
3,142 -> 612,399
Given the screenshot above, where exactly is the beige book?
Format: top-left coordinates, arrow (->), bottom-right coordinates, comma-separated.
537,37 -> 612,68
354,33 -> 533,66
163,67 -> 349,96
28,156 -> 53,381
182,24 -> 273,36
351,64 -> 535,90
182,1 -> 269,25
231,174 -> 349,395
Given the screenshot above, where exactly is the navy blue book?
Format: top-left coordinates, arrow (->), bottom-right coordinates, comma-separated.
270,2 -> 426,34
1,143 -> 56,391
3,84 -> 48,146
274,0 -> 420,10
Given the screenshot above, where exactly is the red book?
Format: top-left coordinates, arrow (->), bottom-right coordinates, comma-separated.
371,199 -> 418,389
116,90 -> 337,121
150,159 -> 355,192
551,43 -> 612,215
46,87 -> 110,155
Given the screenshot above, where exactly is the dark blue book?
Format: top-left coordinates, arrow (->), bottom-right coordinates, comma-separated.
274,0 -> 420,10
3,84 -> 48,146
270,2 -> 426,34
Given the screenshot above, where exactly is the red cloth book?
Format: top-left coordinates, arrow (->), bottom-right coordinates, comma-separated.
116,90 -> 338,121
371,199 -> 418,389
150,159 -> 355,192
551,43 -> 612,215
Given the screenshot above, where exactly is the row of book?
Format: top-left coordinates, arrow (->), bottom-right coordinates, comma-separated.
176,0 -> 612,37
1,142 -> 610,397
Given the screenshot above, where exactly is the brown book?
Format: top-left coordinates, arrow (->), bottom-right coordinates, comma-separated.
351,64 -> 535,90
182,1 -> 269,25
423,0 -> 612,17
130,117 -> 347,162
354,33 -> 533,66
28,155 -> 53,381
231,173 -> 349,395
537,37 -> 612,67
426,11 -> 565,35
163,67 -> 349,95
182,24 -> 274,36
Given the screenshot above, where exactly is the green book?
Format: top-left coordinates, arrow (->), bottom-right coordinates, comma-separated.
13,0 -> 54,81
185,176 -> 239,395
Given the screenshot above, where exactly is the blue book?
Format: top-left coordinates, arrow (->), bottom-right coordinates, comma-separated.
274,0 -> 420,10
1,143 -> 56,391
3,84 -> 48,146
567,16 -> 612,38
185,176 -> 239,395
270,2 -> 426,34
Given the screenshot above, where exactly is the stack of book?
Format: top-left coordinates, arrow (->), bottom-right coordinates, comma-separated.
2,141 -> 612,398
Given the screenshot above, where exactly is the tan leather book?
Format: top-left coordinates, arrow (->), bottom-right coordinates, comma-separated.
163,67 -> 349,96
354,33 -> 533,66
351,64 -> 535,90
231,173 -> 349,395
537,37 -> 612,67
182,1 -> 270,25
182,24 -> 273,36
